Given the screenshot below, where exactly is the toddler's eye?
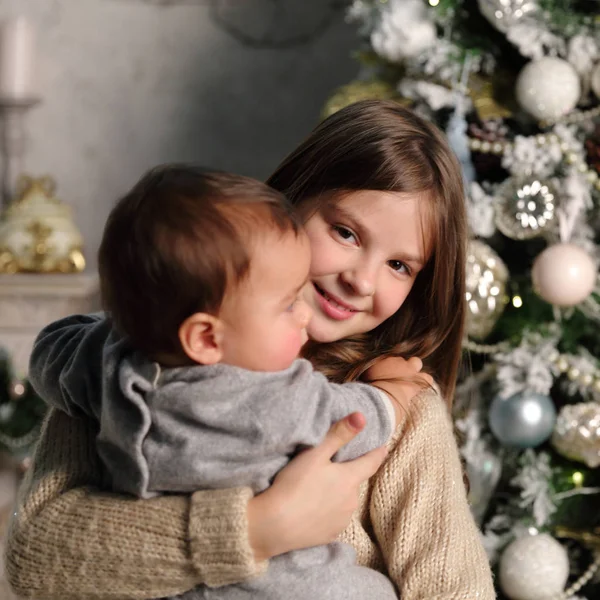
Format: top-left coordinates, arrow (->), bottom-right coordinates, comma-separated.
286,298 -> 298,312
389,260 -> 410,275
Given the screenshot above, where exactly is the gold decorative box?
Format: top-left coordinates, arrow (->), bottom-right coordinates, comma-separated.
0,176 -> 86,274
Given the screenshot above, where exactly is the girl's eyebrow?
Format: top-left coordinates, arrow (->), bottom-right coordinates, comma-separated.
332,204 -> 425,268
330,204 -> 369,237
398,253 -> 425,269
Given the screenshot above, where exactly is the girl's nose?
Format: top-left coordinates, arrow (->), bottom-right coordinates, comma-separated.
341,264 -> 376,297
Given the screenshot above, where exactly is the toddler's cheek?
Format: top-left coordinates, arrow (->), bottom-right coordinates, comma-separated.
278,331 -> 305,367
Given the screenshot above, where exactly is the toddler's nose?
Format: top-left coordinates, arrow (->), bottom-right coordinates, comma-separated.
298,301 -> 312,328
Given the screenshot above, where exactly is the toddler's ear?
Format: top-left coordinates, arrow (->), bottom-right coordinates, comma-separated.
179,313 -> 224,365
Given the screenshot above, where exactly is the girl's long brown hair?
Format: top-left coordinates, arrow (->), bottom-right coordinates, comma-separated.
267,100 -> 467,406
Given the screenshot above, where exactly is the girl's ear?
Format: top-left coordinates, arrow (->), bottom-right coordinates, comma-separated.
178,313 -> 224,365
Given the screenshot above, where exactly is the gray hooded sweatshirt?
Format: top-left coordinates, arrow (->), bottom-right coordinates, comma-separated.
29,314 -> 399,600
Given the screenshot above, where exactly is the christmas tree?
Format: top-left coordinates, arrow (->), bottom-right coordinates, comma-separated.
0,349 -> 46,461
328,1 -> 600,598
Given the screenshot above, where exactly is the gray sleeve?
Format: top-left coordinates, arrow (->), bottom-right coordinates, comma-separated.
28,313 -> 125,421
306,377 -> 395,463
97,357 -> 158,498
281,362 -> 395,461
136,361 -> 394,497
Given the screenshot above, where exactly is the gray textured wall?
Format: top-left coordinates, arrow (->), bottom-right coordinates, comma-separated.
0,0 -> 358,268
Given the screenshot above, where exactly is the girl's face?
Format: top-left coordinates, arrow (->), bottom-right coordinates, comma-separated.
301,190 -> 431,343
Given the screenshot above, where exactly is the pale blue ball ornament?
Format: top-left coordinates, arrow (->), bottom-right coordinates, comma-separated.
489,392 -> 557,448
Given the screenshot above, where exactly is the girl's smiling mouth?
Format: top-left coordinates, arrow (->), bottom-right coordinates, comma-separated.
313,284 -> 361,320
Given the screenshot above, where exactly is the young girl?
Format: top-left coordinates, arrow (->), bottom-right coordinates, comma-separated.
5,100 -> 494,599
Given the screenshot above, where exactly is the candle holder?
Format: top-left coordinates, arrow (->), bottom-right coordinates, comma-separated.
0,96 -> 40,212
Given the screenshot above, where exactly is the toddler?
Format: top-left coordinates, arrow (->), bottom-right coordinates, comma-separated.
37,165 -> 420,599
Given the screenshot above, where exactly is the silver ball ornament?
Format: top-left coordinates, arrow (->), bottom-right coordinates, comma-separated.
489,392 -> 556,448
499,534 -> 569,600
532,243 -> 597,307
465,240 -> 509,340
516,57 -> 580,121
495,177 -> 556,240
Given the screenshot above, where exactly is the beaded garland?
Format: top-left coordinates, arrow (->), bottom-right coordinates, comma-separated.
468,127 -> 600,192
465,339 -> 600,395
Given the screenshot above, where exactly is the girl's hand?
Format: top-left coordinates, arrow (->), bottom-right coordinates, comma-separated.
365,356 -> 431,384
365,356 -> 434,422
246,412 -> 387,562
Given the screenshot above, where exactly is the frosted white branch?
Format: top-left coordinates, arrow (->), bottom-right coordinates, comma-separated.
403,38 -> 467,84
502,135 -> 563,178
568,35 -> 599,79
370,0 -> 436,63
511,450 -> 556,527
494,333 -> 559,399
556,170 -> 592,244
506,21 -> 566,60
397,79 -> 461,111
467,182 -> 496,238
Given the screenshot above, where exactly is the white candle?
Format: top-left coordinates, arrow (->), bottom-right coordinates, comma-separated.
0,17 -> 36,99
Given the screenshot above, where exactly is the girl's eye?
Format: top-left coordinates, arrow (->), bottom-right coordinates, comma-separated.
333,225 -> 357,244
388,260 -> 410,275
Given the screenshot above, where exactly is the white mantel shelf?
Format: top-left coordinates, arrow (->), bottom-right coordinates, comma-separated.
0,272 -> 100,376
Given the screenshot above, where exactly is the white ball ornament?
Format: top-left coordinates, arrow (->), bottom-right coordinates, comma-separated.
532,243 -> 596,307
516,58 -> 581,121
499,534 -> 570,600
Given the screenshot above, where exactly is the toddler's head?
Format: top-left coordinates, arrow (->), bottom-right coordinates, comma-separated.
98,164 -> 312,371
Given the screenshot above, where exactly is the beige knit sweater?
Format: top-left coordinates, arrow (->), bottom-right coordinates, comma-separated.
5,389 -> 495,600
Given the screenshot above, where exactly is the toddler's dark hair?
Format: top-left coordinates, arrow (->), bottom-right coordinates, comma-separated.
98,164 -> 300,357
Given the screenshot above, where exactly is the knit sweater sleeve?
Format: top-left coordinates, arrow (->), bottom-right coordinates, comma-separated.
370,390 -> 496,600
4,408 -> 266,600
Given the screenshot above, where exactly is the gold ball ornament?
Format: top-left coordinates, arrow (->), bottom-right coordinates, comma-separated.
551,402 -> 600,468
321,80 -> 408,120
532,243 -> 597,307
466,240 -> 509,340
